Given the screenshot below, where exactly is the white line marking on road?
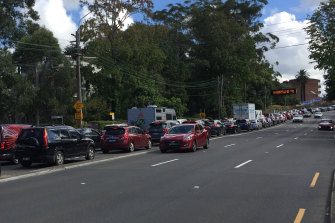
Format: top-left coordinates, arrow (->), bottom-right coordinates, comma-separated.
276,144 -> 284,148
265,152 -> 269,154
274,133 -> 279,134
304,133 -> 308,135
194,186 -> 200,189
235,160 -> 253,169
151,159 -> 179,167
294,137 -> 299,140
224,144 -> 236,148
81,182 -> 86,185
256,137 -> 263,139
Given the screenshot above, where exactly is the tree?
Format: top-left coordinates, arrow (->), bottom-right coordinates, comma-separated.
0,0 -> 39,47
295,69 -> 309,102
305,0 -> 335,100
14,27 -> 76,125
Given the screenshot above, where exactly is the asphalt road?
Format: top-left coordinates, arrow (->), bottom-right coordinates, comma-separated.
1,112 -> 335,223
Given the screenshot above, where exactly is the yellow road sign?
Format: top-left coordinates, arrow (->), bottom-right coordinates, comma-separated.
109,112 -> 115,116
73,100 -> 84,111
75,112 -> 83,120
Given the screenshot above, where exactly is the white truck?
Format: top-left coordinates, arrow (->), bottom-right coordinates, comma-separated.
233,103 -> 256,120
127,105 -> 177,130
255,110 -> 263,120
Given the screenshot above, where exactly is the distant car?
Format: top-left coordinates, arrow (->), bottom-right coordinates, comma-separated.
224,121 -> 241,134
236,119 -> 251,131
303,112 -> 312,117
208,120 -> 226,136
314,112 -> 323,118
318,119 -> 334,131
159,124 -> 209,153
15,126 -> 95,167
101,126 -> 151,153
292,115 -> 303,123
0,124 -> 31,164
250,120 -> 261,130
77,128 -> 102,149
147,121 -> 177,143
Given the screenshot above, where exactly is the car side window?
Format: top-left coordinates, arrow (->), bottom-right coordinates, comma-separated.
91,130 -> 100,137
128,128 -> 134,134
198,125 -> 204,131
47,129 -> 61,142
69,129 -> 81,139
60,129 -> 70,139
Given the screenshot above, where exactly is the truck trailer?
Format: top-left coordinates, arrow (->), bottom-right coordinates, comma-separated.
233,103 -> 256,120
127,106 -> 177,130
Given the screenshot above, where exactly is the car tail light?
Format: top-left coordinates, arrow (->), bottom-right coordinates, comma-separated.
0,142 -> 4,150
246,122 -> 249,125
146,130 -> 150,133
163,129 -> 169,133
230,125 -> 233,128
43,129 -> 48,148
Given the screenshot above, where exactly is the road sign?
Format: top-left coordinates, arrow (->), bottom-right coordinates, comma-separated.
75,112 -> 83,120
73,100 -> 84,112
200,112 -> 206,117
109,112 -> 115,116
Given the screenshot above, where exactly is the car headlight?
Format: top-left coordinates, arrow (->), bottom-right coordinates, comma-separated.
184,135 -> 193,141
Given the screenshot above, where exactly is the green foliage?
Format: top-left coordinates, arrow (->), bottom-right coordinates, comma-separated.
84,97 -> 110,121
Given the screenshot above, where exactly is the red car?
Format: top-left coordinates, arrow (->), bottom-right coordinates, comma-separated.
101,126 -> 152,153
318,119 -> 334,131
159,124 -> 209,153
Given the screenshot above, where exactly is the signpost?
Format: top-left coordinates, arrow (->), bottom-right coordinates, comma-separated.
110,112 -> 115,120
73,100 -> 84,127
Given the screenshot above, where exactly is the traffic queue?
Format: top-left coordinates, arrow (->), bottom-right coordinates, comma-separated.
0,105 -> 334,169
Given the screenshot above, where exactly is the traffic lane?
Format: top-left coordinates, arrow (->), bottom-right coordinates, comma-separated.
0,121 -> 328,223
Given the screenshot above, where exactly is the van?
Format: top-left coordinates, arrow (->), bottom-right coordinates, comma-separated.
0,124 -> 31,164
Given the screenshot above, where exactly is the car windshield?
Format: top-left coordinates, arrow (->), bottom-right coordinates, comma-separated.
105,128 -> 125,135
149,123 -> 167,129
316,112 -> 322,114
167,125 -> 194,134
320,120 -> 332,123
224,122 -> 233,125
236,120 -> 246,123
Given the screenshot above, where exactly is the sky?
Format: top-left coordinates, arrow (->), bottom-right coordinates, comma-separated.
32,0 -> 325,95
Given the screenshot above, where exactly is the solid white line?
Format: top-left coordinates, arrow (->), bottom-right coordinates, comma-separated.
151,159 -> 179,167
256,137 -> 263,139
294,137 -> 299,140
224,144 -> 236,148
235,160 -> 253,169
276,144 -> 284,148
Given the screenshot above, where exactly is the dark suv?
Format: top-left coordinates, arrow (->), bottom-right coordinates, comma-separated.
15,126 -> 95,167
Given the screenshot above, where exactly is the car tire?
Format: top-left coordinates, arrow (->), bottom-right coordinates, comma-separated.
146,140 -> 152,149
128,142 -> 135,152
86,146 -> 95,160
191,141 -> 197,152
54,151 -> 64,166
203,138 -> 209,149
11,154 -> 19,165
21,160 -> 32,167
217,130 -> 220,136
233,129 -> 236,134
102,149 -> 109,154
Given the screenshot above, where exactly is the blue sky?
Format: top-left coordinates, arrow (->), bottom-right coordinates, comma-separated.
32,0 -> 325,94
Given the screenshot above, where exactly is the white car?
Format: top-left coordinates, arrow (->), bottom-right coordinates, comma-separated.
292,115 -> 303,123
314,112 -> 323,118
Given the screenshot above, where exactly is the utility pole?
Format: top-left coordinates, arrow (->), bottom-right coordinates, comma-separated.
76,29 -> 82,128
264,85 -> 266,112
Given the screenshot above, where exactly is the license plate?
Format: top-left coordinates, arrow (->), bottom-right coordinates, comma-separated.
109,140 -> 116,142
153,133 -> 159,135
22,157 -> 30,161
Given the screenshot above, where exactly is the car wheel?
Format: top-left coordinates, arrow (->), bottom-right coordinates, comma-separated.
86,146 -> 95,160
11,154 -> 19,165
233,128 -> 236,134
146,140 -> 152,149
217,130 -> 220,136
191,141 -> 197,152
54,151 -> 64,166
203,138 -> 209,149
21,160 -> 32,167
160,149 -> 167,153
102,149 -> 109,154
128,142 -> 135,152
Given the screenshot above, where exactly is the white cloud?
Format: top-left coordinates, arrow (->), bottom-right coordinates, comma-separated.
262,12 -> 325,95
34,0 -> 77,49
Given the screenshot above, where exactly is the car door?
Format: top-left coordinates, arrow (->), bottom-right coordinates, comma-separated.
59,129 -> 76,157
194,125 -> 204,146
85,129 -> 101,148
128,127 -> 139,148
135,127 -> 146,148
69,129 -> 87,156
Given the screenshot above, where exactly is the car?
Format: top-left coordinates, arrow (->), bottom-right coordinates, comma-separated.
208,120 -> 226,136
314,112 -> 323,118
0,124 -> 31,164
159,124 -> 209,153
15,126 -> 95,167
183,120 -> 211,135
101,125 -> 151,153
223,121 -> 241,134
77,128 -> 102,149
292,114 -> 303,123
147,121 -> 177,143
236,119 -> 251,131
250,120 -> 261,130
318,119 -> 334,131
303,111 -> 312,117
